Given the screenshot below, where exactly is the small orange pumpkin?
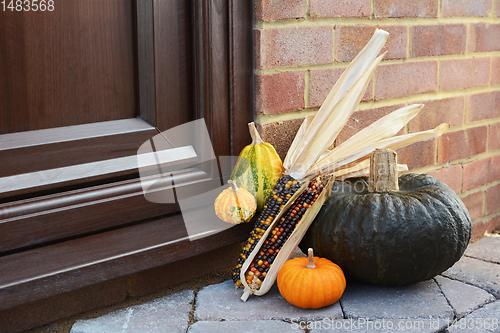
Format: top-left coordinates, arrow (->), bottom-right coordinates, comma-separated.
277,248 -> 346,309
214,180 -> 256,224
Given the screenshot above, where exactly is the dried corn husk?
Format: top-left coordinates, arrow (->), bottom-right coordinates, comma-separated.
311,123 -> 450,177
286,29 -> 389,180
239,29 -> 389,301
238,28 -> 451,301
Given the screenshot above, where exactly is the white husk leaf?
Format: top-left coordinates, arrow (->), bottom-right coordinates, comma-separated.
308,104 -> 423,176
238,28 -> 452,302
334,159 -> 408,179
288,53 -> 385,179
286,29 -> 389,179
315,123 -> 450,176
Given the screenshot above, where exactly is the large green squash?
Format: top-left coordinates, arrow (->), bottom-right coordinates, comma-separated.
300,152 -> 472,286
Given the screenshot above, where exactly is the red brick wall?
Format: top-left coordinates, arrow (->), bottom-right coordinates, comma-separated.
254,0 -> 500,240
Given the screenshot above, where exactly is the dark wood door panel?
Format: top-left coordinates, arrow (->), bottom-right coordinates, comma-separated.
0,177 -> 176,254
153,0 -> 193,131
0,0 -> 255,315
0,119 -> 160,201
0,213 -> 253,311
0,0 -> 136,134
0,168 -> 222,253
0,127 -> 158,178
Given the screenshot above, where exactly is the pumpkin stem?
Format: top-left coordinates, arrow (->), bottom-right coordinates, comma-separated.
248,122 -> 265,146
228,179 -> 239,192
306,248 -> 316,269
368,148 -> 399,193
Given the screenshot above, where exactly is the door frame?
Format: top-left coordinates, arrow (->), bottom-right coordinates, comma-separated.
0,0 -> 254,311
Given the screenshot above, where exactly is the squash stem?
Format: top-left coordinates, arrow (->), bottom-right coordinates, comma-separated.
368,148 -> 399,193
228,180 -> 245,223
306,248 -> 316,269
248,122 -> 264,146
228,179 -> 239,192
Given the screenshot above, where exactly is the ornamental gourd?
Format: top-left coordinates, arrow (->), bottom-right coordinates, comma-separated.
300,149 -> 472,286
230,122 -> 283,212
277,248 -> 346,309
214,180 -> 256,224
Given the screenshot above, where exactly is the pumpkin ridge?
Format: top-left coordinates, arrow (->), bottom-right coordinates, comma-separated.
302,173 -> 472,285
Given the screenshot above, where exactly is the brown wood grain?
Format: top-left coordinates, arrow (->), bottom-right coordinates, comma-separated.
192,0 -> 253,157
0,0 -> 255,314
0,168 -> 222,253
153,0 -> 194,131
229,0 -> 254,155
136,0 -> 156,127
209,0 -> 231,157
0,214 -> 253,311
0,129 -> 158,178
0,0 -> 136,134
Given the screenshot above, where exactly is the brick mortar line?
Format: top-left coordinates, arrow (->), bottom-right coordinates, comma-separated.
446,117 -> 500,133
402,151 -> 500,178
357,88 -> 500,112
470,210 -> 500,227
459,178 -> 500,197
462,95 -> 468,135
255,99 -> 500,127
255,109 -> 319,125
255,17 -> 500,29
255,51 -> 500,74
305,0 -> 311,20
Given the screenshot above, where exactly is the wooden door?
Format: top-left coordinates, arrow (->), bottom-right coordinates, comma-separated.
0,0 -> 253,311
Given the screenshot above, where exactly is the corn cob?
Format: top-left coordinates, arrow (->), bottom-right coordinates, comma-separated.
232,175 -> 302,286
243,177 -> 325,289
234,29 -> 390,300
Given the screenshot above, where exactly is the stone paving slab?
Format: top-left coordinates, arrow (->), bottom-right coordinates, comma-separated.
435,275 -> 495,318
194,280 -> 343,322
188,319 -> 303,332
70,289 -> 194,333
339,280 -> 454,320
446,300 -> 500,333
308,318 -> 450,333
442,256 -> 500,298
465,235 -> 500,264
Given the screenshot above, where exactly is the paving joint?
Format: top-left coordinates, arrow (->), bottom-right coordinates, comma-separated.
187,290 -> 198,329
27,235 -> 499,333
464,254 -> 500,265
434,277 -> 458,320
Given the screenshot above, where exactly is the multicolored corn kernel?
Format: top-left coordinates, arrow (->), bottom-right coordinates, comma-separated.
244,177 -> 325,289
232,175 -> 301,286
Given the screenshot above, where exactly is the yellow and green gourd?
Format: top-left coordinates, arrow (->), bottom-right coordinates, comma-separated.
230,122 -> 284,212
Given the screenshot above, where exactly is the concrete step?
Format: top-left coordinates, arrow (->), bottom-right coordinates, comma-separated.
66,236 -> 500,333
